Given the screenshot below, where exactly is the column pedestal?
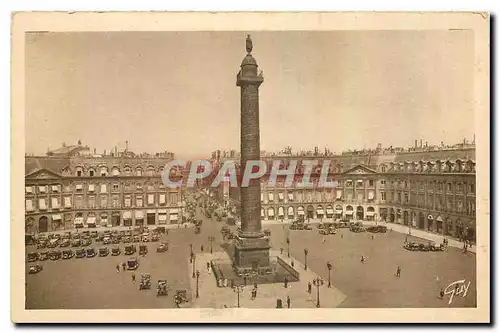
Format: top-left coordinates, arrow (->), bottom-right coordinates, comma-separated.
233,234 -> 271,275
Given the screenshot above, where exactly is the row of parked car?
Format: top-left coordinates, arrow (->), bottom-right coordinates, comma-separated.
403,241 -> 444,252
27,242 -> 169,263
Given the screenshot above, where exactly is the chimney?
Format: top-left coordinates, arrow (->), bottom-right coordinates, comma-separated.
94,148 -> 96,154
420,139 -> 423,148
115,146 -> 117,155
126,140 -> 129,151
414,140 -> 417,148
104,149 -> 107,156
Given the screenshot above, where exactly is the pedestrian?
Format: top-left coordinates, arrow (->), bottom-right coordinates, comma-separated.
396,266 -> 401,278
280,247 -> 283,255
116,264 -> 120,273
254,282 -> 258,290
244,276 -> 247,286
284,277 -> 288,288
291,260 -> 295,268
308,282 -> 312,293
341,234 -> 343,239
132,273 -> 136,282
122,262 -> 126,271
405,235 -> 408,243
360,256 -> 365,264
201,245 -> 204,252
207,262 -> 210,270
439,289 -> 445,299
371,235 -> 374,240
287,296 -> 291,308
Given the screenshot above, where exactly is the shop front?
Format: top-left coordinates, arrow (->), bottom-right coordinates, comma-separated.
316,205 -> 324,219
73,213 -> 83,229
287,206 -> 294,220
268,207 -> 275,220
326,205 -> 334,219
366,207 -> 375,221
86,213 -> 97,228
51,214 -> 63,230
345,206 -> 354,221
169,209 -> 179,224
135,211 -> 145,226
278,207 -> 285,220
297,206 -> 305,218
100,212 -> 108,227
334,205 -> 343,220
123,211 -> 132,227
306,205 -> 314,219
112,212 -> 120,227
158,209 -> 167,225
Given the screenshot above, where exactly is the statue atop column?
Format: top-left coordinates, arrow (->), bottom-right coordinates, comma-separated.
246,34 -> 253,54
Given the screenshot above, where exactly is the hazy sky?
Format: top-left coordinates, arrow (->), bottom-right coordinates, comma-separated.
25,31 -> 475,158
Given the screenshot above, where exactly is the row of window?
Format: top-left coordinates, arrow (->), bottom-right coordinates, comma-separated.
25,182 -> 171,195
72,165 -> 164,178
25,193 -> 180,212
260,190 -> 377,203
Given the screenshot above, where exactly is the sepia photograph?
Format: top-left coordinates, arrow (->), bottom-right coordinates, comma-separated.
11,12 -> 490,323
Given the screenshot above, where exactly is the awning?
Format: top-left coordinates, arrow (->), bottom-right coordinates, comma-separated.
326,209 -> 334,214
287,207 -> 294,215
52,214 -> 62,220
135,211 -> 144,219
345,211 -> 354,216
123,211 -> 132,219
86,216 -> 96,225
278,193 -> 284,200
74,217 -> 84,226
158,209 -> 168,214
170,209 -> 179,214
316,209 -> 324,215
428,215 -> 433,219
159,214 -> 167,221
268,209 -> 275,217
436,216 -> 443,222
366,212 -> 375,216
76,184 -> 83,190
288,193 -> 294,200
51,185 -> 59,192
298,210 -> 305,216
170,214 -> 178,221
147,210 -> 156,214
25,186 -> 33,193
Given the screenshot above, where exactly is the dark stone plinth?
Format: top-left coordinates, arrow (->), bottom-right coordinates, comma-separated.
233,235 -> 271,275
210,255 -> 300,286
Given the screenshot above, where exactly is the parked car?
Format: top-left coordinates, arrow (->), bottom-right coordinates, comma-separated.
90,231 -> 99,238
127,257 -> 139,270
71,239 -> 82,247
140,273 -> 152,290
125,245 -> 137,255
99,247 -> 109,257
49,250 -> 62,260
157,242 -> 169,253
86,248 -> 97,258
139,245 -> 148,256
39,251 -> 49,261
47,239 -> 59,248
75,249 -> 86,258
28,264 -> 43,274
157,280 -> 168,296
81,238 -> 92,247
103,236 -> 112,245
62,249 -> 75,259
27,252 -> 39,262
151,234 -> 160,242
111,247 -> 121,256
59,239 -> 71,248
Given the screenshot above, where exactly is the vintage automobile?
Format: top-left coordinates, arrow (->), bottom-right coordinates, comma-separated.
111,237 -> 120,244
156,242 -> 169,253
75,249 -> 86,258
111,246 -> 121,256
81,238 -> 92,247
139,245 -> 148,256
194,227 -> 201,234
133,236 -> 141,243
47,239 -> 59,248
36,240 -> 48,249
320,227 -> 337,235
350,223 -> 366,233
82,230 -> 90,237
86,248 -> 97,258
49,250 -> 62,261
27,252 -> 39,262
151,234 -> 160,242
125,245 -> 137,255
290,222 -> 304,231
62,249 -> 75,259
59,238 -> 71,248
216,216 -> 222,222
174,290 -> 188,307
99,247 -> 109,257
28,264 -> 43,274
303,223 -> 312,230
103,236 -> 112,245
157,280 -> 168,296
122,236 -> 132,243
71,239 -> 82,247
25,234 -> 36,246
90,231 -> 99,238
263,229 -> 271,236
154,226 -> 166,234
140,274 -> 152,290
39,251 -> 49,261
141,233 -> 150,242
366,225 -> 388,233
429,242 -> 445,252
404,242 -> 421,251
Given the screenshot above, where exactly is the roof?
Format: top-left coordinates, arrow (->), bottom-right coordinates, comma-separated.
25,157 -> 70,176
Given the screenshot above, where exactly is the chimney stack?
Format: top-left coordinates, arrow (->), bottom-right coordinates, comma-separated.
104,149 -> 107,156
126,140 -> 129,151
425,141 -> 428,147
115,146 -> 117,155
420,139 -> 423,148
414,140 -> 417,148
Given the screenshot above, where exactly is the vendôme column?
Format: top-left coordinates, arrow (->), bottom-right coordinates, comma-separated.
234,35 -> 271,274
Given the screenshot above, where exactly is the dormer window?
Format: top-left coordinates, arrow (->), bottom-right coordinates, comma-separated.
100,166 -> 108,177
76,166 -> 83,177
89,170 -> 94,177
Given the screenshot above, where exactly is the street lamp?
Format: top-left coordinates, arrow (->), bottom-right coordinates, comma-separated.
196,270 -> 200,298
233,284 -> 244,308
326,261 -> 332,288
192,253 -> 196,278
304,248 -> 309,270
208,236 -> 215,254
313,277 -> 324,308
286,237 -> 291,258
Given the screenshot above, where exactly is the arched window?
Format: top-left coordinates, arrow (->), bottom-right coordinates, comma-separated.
100,166 -> 108,177
136,167 -> 143,177
112,167 -> 120,176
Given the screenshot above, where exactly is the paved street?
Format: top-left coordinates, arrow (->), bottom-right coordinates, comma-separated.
26,201 -> 476,309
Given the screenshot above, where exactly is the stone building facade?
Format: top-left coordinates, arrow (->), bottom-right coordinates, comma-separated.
24,155 -> 185,233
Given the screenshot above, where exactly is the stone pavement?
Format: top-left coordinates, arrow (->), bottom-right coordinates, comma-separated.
188,251 -> 346,309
